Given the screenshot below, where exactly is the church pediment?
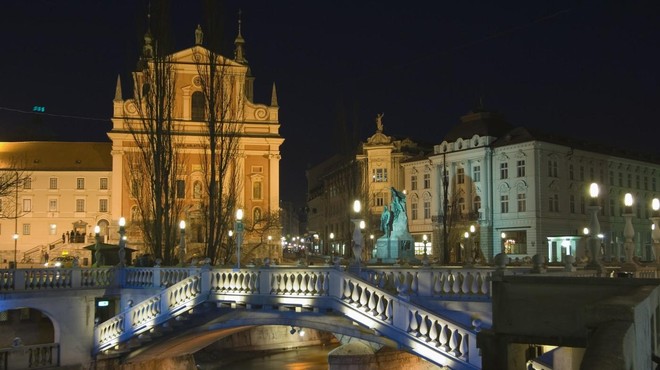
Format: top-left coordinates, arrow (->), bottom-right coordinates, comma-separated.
367,132 -> 392,145
171,46 -> 245,68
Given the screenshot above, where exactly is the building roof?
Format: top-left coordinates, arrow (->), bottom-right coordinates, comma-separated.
0,142 -> 112,171
443,110 -> 513,142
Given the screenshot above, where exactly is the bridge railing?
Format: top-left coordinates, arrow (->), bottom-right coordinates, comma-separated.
95,266 -> 483,368
0,268 -> 115,292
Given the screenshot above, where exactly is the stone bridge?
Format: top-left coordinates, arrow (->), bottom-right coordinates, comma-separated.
0,265 -> 495,369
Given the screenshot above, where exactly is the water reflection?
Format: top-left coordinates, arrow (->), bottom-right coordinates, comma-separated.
196,344 -> 340,370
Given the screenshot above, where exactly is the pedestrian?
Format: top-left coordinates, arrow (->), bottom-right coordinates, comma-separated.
66,230 -> 69,243
44,251 -> 49,263
62,233 -> 65,243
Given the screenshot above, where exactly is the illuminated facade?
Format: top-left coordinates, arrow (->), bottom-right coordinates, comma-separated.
107,25 -> 283,254
0,142 -> 113,265
402,109 -> 660,263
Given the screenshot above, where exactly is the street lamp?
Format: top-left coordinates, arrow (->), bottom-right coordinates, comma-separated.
351,200 -> 364,269
651,198 -> 660,266
422,234 -> 429,265
235,208 -> 244,269
369,234 -> 374,259
585,183 -> 602,272
622,193 -> 635,265
330,232 -> 335,256
463,231 -> 471,266
469,224 -> 477,264
93,225 -> 101,267
178,220 -> 186,267
12,233 -> 18,269
118,217 -> 126,267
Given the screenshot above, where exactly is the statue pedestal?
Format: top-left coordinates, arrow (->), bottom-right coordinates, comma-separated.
372,235 -> 417,264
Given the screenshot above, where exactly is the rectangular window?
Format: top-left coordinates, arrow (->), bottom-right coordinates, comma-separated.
131,179 -> 139,197
548,160 -> 558,177
580,166 -> 584,181
569,165 -> 574,180
76,178 -> 85,190
100,177 -> 108,190
549,194 -> 560,212
570,195 -> 575,213
76,199 -> 85,212
49,224 -> 56,235
618,172 -> 623,187
627,174 -> 632,187
22,199 -> 31,212
500,163 -> 508,179
580,196 -> 585,214
473,166 -> 481,182
49,199 -> 58,212
411,175 -> 417,190
457,168 -> 465,184
423,174 -> 430,188
22,224 -> 31,235
423,201 -> 431,219
252,181 -> 262,200
636,175 -> 640,189
500,195 -> 509,213
23,177 -> 31,189
49,178 -> 58,190
411,202 -> 418,220
372,168 -> 388,182
644,176 -> 648,191
375,194 -> 384,207
176,180 -> 185,199
517,160 -> 526,177
517,193 -> 526,212
609,171 -> 614,186
99,199 -> 108,213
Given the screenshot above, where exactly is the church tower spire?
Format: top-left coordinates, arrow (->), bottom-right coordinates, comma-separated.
114,75 -> 123,101
271,82 -> 278,107
234,9 -> 247,63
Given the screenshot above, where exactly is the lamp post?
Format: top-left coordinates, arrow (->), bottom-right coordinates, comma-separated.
463,231 -> 472,266
235,208 -> 244,269
351,200 -> 364,270
118,217 -> 126,267
620,192 -> 637,267
93,225 -> 101,267
178,220 -> 186,267
12,233 -> 18,269
369,234 -> 374,260
469,224 -> 477,264
651,198 -> 660,266
329,232 -> 335,257
501,232 -> 507,254
585,183 -> 602,272
422,234 -> 429,266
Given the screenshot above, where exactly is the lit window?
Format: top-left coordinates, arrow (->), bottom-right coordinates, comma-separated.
49,199 -> 58,212
99,199 -> 108,213
473,166 -> 481,182
517,160 -> 526,177
372,168 -> 388,182
22,199 -> 31,212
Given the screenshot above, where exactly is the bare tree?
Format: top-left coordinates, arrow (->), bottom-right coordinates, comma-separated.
123,3 -> 185,265
191,5 -> 247,265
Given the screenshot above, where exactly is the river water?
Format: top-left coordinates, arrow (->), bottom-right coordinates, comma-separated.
195,343 -> 340,370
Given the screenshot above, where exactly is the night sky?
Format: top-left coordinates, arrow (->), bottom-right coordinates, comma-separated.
1,1 -> 659,208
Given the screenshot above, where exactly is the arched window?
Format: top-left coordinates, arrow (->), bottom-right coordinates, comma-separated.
458,197 -> 466,212
252,180 -> 262,200
191,91 -> 205,121
473,196 -> 481,211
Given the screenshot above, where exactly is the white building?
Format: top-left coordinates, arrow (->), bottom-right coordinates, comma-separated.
402,109 -> 660,263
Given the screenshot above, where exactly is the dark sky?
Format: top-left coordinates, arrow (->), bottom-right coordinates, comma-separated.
1,1 -> 659,208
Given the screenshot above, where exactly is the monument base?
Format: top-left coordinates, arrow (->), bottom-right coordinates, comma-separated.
373,236 -> 418,264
